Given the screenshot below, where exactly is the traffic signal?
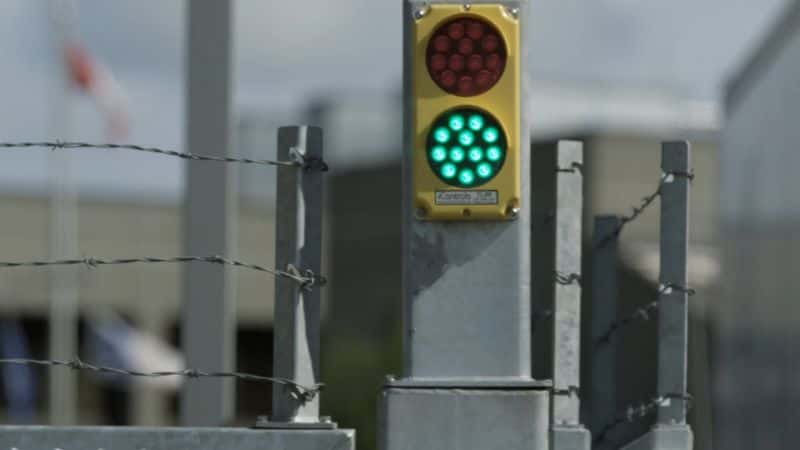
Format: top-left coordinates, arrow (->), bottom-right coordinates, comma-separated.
409,3 -> 522,221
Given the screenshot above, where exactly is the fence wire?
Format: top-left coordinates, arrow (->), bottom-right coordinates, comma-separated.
594,170 -> 694,249
0,255 -> 326,290
555,271 -> 582,286
593,392 -> 693,447
0,141 -> 329,171
0,357 -> 322,402
594,283 -> 695,348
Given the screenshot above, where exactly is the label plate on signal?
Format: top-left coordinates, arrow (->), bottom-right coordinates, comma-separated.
435,190 -> 498,205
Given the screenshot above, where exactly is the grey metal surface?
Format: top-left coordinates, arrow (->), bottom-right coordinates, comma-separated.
590,216 -> 620,435
402,0 -> 530,380
0,426 -> 354,450
551,426 -> 591,450
380,388 -> 549,450
271,126 -> 324,423
551,141 -> 584,429
620,425 -> 694,450
181,0 -> 237,426
47,0 -> 79,425
384,376 -> 550,388
657,142 -> 691,426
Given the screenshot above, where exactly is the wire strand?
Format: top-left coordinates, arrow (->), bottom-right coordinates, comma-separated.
0,357 -> 322,402
593,393 -> 693,446
0,255 -> 326,290
594,283 -> 695,348
0,141 -> 301,168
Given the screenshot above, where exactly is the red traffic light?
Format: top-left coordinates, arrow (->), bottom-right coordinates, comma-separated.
426,16 -> 507,97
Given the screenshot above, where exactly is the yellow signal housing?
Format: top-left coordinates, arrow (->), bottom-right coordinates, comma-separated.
411,4 -> 521,221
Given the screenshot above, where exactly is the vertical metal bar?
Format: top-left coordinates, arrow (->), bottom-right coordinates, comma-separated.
657,141 -> 691,425
552,141 -> 583,425
47,0 -> 79,426
271,126 -> 324,422
180,0 -> 236,426
590,216 -> 620,435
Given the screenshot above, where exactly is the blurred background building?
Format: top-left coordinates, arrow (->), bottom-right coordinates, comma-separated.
0,1 -> 795,450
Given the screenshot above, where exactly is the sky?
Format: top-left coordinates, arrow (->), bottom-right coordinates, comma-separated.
0,0 -> 789,201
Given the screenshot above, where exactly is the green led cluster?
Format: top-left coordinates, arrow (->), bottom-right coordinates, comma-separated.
426,108 -> 507,187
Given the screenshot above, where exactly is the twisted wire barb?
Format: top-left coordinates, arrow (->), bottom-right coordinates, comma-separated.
0,357 -> 322,402
593,393 -> 693,446
0,141 -> 326,169
594,283 -> 695,348
556,161 -> 583,174
0,256 -> 326,290
555,271 -> 582,286
594,171 -> 694,249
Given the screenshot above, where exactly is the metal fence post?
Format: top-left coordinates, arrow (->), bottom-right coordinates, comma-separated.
265,126 -> 327,425
590,216 -> 621,445
656,142 -> 692,435
551,141 -> 590,449
181,0 -> 236,427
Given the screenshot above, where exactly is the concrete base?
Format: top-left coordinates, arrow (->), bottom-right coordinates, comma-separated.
551,425 -> 591,450
0,426 -> 355,450
621,424 -> 693,450
380,387 -> 549,450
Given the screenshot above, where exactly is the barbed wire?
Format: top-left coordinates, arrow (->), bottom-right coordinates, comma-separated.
593,392 -> 693,447
555,271 -> 582,286
594,283 -> 695,348
0,255 -> 326,290
556,161 -> 583,174
594,171 -> 694,249
0,357 -> 322,402
0,141 -> 329,171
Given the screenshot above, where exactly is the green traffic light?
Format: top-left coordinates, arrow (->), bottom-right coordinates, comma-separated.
449,146 -> 465,163
426,108 -> 506,187
458,130 -> 475,146
458,169 -> 475,185
482,127 -> 499,143
486,146 -> 502,162
468,114 -> 484,131
430,145 -> 447,162
448,114 -> 465,131
434,127 -> 450,144
468,146 -> 483,162
441,163 -> 457,179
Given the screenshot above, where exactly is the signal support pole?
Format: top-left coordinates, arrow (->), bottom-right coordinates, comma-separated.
381,2 -> 549,450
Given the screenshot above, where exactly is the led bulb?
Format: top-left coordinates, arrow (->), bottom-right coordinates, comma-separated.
477,162 -> 493,178
448,114 -> 465,131
434,127 -> 451,144
449,146 -> 465,163
430,145 -> 447,162
441,163 -> 457,179
482,127 -> 499,143
458,130 -> 475,146
468,146 -> 483,162
486,145 -> 502,162
458,169 -> 475,185
468,114 -> 484,131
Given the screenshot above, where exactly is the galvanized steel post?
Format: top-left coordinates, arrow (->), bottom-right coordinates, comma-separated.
551,142 -> 590,449
267,126 -> 327,425
382,2 -> 549,450
181,0 -> 236,426
590,216 -> 620,443
657,141 -> 691,425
